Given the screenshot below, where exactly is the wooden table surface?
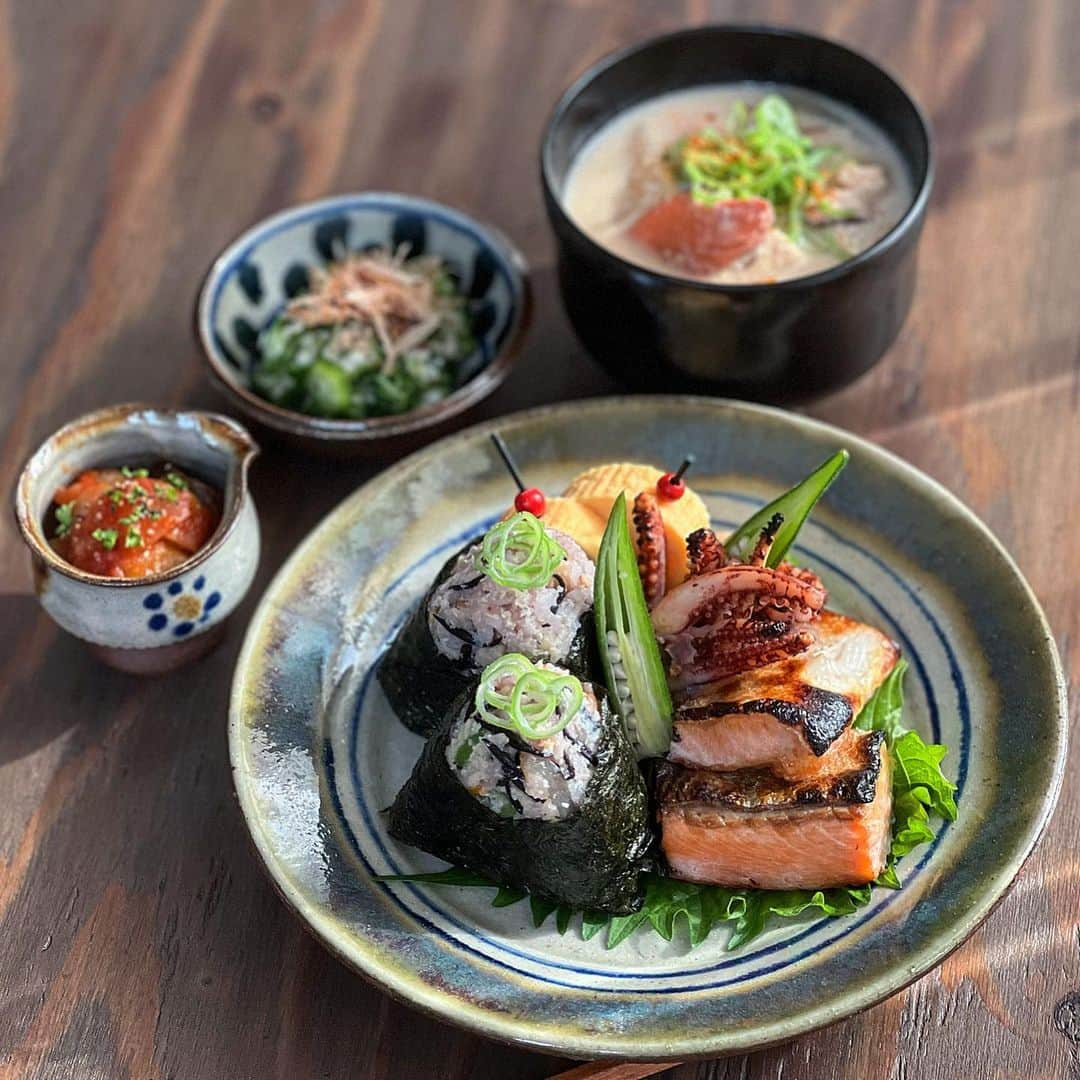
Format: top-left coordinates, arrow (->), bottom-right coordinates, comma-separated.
1,1 -> 1077,1077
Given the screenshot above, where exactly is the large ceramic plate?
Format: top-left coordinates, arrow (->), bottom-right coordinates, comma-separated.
229,397 -> 1066,1059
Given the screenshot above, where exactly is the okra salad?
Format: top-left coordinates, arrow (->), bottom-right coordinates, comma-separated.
253,246 -> 476,420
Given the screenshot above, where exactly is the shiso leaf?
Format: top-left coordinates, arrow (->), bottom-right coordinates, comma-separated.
607,908 -> 650,949
723,450 -> 849,566
379,657 -> 958,951
555,905 -> 573,935
594,493 -> 673,758
375,866 -> 494,887
875,863 -> 903,891
493,886 -> 527,907
529,895 -> 558,928
580,911 -> 608,942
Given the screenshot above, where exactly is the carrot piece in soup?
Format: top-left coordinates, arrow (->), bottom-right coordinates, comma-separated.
629,194 -> 774,274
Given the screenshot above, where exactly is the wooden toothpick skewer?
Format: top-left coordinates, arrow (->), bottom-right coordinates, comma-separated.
673,455 -> 694,481
490,432 -> 526,493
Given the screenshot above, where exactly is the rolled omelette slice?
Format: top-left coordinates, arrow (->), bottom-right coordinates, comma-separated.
532,496 -> 608,558
563,463 -> 710,588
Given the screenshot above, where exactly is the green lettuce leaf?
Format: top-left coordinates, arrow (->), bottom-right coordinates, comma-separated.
856,659 -> 958,872
377,658 -> 957,951
853,656 -> 908,741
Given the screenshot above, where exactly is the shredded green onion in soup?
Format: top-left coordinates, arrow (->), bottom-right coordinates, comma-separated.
665,93 -> 849,245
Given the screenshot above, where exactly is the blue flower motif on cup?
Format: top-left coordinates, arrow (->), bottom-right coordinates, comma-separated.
143,575 -> 222,637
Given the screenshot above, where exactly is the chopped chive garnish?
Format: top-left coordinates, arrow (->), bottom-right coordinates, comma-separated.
124,526 -> 142,549
120,466 -> 149,479
165,471 -> 187,490
92,527 -> 118,550
118,501 -> 150,525
55,502 -> 75,538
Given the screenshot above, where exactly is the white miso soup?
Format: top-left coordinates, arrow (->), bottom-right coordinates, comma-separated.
562,84 -> 913,285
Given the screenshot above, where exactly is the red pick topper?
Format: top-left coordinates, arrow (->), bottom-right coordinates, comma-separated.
657,472 -> 685,500
514,487 -> 546,517
657,457 -> 694,501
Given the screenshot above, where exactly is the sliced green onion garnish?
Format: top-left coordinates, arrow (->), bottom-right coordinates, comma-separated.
474,653 -> 584,741
473,512 -> 566,590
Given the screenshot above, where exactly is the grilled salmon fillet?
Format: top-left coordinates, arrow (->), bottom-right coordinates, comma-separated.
669,611 -> 898,779
657,731 -> 893,889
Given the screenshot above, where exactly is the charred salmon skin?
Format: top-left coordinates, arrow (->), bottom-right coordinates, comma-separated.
669,611 -> 898,778
657,731 -> 892,889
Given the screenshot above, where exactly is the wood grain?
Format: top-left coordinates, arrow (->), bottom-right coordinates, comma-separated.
0,1 -> 1077,1077
550,1064 -> 675,1080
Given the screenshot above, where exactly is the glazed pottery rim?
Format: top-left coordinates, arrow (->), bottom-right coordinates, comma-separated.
195,191 -> 533,443
14,401 -> 259,589
229,395 -> 1067,1059
540,23 -> 935,294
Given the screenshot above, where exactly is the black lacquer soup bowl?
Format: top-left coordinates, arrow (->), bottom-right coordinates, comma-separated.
541,25 -> 933,403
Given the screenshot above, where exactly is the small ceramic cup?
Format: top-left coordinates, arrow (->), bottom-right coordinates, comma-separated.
14,404 -> 260,674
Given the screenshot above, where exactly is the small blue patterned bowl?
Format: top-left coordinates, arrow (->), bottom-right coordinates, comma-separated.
196,193 -> 531,453
14,404 -> 260,674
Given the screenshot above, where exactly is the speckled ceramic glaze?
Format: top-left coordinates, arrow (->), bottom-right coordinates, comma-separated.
16,404 -> 260,673
229,397 -> 1066,1059
196,193 -> 530,451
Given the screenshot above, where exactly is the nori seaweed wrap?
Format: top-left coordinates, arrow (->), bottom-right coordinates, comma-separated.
378,530 -> 600,736
387,679 -> 652,914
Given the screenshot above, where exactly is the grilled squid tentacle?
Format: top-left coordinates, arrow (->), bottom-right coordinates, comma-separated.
665,623 -> 815,683
650,563 -> 827,687
632,491 -> 667,607
777,562 -> 826,593
686,527 -> 728,576
748,512 -> 785,567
